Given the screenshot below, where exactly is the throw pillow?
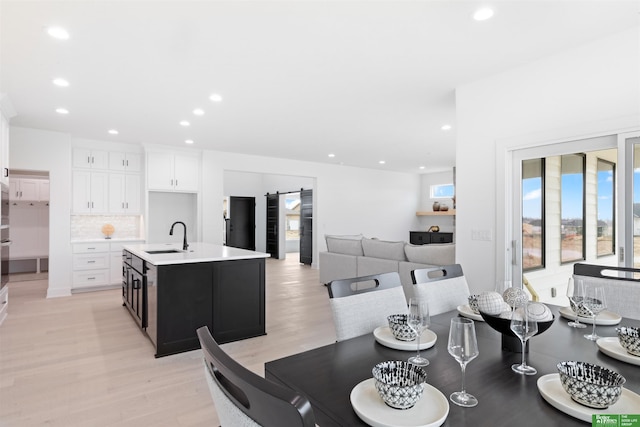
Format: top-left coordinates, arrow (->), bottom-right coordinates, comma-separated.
325,234 -> 364,256
404,243 -> 455,265
361,238 -> 406,261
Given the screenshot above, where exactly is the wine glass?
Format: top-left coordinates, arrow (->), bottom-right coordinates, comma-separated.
583,286 -> 607,341
510,304 -> 538,375
447,317 -> 479,407
566,277 -> 587,329
407,298 -> 430,367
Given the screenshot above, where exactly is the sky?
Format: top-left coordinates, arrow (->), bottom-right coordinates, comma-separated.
522,169 -> 640,220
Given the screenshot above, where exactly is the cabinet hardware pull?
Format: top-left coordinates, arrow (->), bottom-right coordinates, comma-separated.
88,260 -> 95,263
88,247 -> 95,250
88,277 -> 95,280
3,168 -> 8,177
87,156 -> 90,164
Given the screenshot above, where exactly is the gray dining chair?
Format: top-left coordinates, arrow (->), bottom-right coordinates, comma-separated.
196,326 -> 316,427
327,272 -> 408,341
411,264 -> 471,316
573,263 -> 640,320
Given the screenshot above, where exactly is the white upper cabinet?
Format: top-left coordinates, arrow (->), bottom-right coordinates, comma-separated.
147,151 -> 199,192
108,173 -> 141,214
9,178 -> 38,201
109,152 -> 142,172
72,171 -> 108,213
72,148 -> 108,169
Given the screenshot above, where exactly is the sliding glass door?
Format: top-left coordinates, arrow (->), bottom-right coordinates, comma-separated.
620,133 -> 640,269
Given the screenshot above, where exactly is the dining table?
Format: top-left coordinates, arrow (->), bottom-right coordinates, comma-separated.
264,305 -> 640,427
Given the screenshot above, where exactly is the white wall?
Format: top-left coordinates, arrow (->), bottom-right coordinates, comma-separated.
418,170 -> 455,233
10,127 -> 72,297
456,27 -> 640,294
204,151 -> 421,267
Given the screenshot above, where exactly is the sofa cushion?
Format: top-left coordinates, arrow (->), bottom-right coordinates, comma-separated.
325,234 -> 364,256
404,243 -> 455,266
361,238 -> 406,261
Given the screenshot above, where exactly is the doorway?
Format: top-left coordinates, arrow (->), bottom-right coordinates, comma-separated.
225,196 -> 256,251
8,169 -> 50,282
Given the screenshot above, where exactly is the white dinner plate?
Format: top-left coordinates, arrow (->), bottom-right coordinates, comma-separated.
558,306 -> 622,326
373,327 -> 437,351
537,374 -> 640,423
597,337 -> 640,366
456,305 -> 484,322
350,378 -> 449,427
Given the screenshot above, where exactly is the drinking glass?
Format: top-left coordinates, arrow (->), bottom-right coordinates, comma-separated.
583,286 -> 607,341
447,317 -> 479,407
510,304 -> 538,375
566,277 -> 587,329
407,298 -> 430,367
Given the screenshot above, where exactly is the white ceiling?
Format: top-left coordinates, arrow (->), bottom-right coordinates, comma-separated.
1,1 -> 638,173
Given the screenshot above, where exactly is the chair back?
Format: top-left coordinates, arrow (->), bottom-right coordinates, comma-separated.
573,263 -> 640,320
327,272 -> 408,341
196,326 -> 316,427
411,264 -> 470,316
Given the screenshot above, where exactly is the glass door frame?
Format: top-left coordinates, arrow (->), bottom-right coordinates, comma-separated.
619,131 -> 640,268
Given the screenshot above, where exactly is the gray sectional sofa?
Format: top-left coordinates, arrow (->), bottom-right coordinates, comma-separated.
319,234 -> 455,301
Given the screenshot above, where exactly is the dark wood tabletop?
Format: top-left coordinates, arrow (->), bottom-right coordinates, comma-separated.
265,305 -> 640,427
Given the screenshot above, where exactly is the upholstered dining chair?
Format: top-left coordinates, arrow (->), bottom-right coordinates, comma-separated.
411,264 -> 471,316
327,272 -> 408,341
196,326 -> 316,427
573,263 -> 640,320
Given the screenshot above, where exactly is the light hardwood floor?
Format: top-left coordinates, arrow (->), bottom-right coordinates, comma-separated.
0,256 -> 336,426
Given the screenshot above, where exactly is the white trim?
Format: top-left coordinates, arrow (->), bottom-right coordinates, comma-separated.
619,131 -> 640,267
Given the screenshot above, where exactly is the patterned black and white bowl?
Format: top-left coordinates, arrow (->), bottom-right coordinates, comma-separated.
467,294 -> 480,314
387,314 -> 417,341
372,361 -> 427,409
557,361 -> 626,409
617,326 -> 640,356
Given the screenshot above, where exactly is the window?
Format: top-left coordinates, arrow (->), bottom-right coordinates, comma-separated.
561,154 -> 585,263
430,184 -> 454,199
522,158 -> 545,270
285,194 -> 300,240
596,159 -> 615,257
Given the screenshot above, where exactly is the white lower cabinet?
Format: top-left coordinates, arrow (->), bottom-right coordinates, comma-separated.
72,240 -> 144,291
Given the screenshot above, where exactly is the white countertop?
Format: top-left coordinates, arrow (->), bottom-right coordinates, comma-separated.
122,242 -> 270,266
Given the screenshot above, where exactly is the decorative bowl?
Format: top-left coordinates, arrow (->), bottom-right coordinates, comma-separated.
557,361 -> 626,409
467,295 -> 480,314
478,311 -> 555,337
616,326 -> 640,356
372,361 -> 427,409
387,314 -> 417,341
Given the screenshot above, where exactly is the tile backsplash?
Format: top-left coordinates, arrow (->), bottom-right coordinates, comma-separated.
71,215 -> 142,240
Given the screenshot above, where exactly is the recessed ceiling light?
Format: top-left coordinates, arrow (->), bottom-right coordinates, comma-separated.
47,26 -> 69,40
52,78 -> 69,87
193,108 -> 204,116
185,139 -> 194,144
441,124 -> 452,131
379,160 -> 386,165
328,153 -> 335,158
209,93 -> 223,102
55,108 -> 69,114
419,166 -> 425,170
180,120 -> 190,127
473,7 -> 494,21
108,129 -> 119,135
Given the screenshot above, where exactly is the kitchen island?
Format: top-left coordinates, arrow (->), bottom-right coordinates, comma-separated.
122,242 -> 269,357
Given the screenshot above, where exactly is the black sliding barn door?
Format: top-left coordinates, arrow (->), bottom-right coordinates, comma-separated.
266,193 -> 279,258
299,189 -> 312,265
226,196 -> 256,250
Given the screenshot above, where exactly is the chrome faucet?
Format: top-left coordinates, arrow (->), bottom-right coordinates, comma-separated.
169,221 -> 189,251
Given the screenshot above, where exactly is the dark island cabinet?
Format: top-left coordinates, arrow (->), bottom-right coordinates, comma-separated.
125,250 -> 266,358
409,231 -> 453,245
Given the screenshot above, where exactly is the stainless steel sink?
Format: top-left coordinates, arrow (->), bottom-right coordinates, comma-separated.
145,249 -> 184,254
